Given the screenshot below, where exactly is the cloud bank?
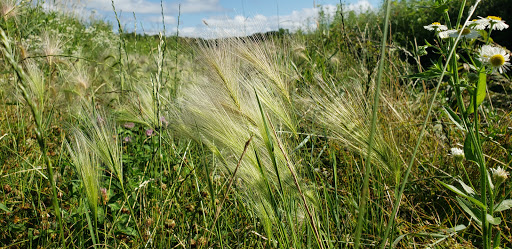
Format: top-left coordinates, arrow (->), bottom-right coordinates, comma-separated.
44,0 -> 375,38
178,1 -> 374,38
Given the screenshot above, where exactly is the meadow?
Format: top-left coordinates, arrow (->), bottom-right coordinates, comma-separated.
0,0 -> 511,248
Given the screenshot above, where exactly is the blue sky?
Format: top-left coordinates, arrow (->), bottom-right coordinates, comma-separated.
49,0 -> 378,37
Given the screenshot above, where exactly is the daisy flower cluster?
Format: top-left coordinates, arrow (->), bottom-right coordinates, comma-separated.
424,20 -> 481,40
425,16 -> 508,40
424,16 -> 510,74
476,16 -> 509,31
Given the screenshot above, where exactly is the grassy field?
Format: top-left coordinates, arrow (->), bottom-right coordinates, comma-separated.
1,0 -> 511,248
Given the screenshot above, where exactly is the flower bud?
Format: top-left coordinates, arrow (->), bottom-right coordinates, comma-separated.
450,147 -> 465,162
491,166 -> 509,187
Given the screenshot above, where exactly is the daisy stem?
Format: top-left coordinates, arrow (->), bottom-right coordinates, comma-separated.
459,160 -> 475,191
487,25 -> 493,44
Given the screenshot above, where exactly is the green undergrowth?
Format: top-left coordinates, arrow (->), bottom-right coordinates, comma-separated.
1,0 -> 511,248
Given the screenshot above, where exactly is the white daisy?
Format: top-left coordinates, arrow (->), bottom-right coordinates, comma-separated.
466,19 -> 487,30
479,16 -> 509,30
440,28 -> 480,39
424,22 -> 448,31
478,45 -> 511,74
438,30 -> 454,39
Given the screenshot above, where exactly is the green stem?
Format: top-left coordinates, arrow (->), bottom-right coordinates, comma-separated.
121,184 -> 144,242
472,97 -> 489,249
42,141 -> 66,246
84,201 -> 98,249
0,28 -> 66,247
353,0 -> 391,246
487,25 -> 493,44
459,161 -> 475,191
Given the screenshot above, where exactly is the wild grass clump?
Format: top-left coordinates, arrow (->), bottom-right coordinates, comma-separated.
306,79 -> 405,185
170,37 -> 322,247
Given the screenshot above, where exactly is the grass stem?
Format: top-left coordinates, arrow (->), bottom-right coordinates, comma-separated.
353,0 -> 392,246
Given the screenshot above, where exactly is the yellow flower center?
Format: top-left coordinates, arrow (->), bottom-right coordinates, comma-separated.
487,16 -> 502,21
490,54 -> 505,67
461,28 -> 471,35
432,22 -> 441,26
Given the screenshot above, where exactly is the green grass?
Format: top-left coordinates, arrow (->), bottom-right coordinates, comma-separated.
1,0 -> 512,248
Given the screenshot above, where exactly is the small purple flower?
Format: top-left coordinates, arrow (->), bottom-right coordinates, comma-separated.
160,116 -> 169,127
145,129 -> 154,136
123,136 -> 132,143
123,122 -> 135,129
96,115 -> 105,125
100,187 -> 108,204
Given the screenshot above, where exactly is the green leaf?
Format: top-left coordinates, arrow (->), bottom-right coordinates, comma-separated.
464,134 -> 479,164
443,106 -> 464,131
493,230 -> 501,248
457,179 -> 475,196
291,135 -> 310,154
477,71 -> 487,106
442,224 -> 467,233
118,226 -> 138,237
434,4 -> 449,14
495,199 -> 512,212
391,234 -> 408,248
108,202 -> 121,212
405,68 -> 442,80
439,180 -> 485,208
456,197 -> 482,226
468,71 -> 486,114
0,202 -> 11,212
486,214 -> 501,225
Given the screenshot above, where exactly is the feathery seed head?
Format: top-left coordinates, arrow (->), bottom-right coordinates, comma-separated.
67,131 -> 100,217
491,166 -> 509,187
1,0 -> 17,19
41,32 -> 63,65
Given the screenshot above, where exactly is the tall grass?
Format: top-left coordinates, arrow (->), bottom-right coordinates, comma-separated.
0,27 -> 66,245
170,37 -> 321,247
1,1 -> 512,248
66,129 -> 100,247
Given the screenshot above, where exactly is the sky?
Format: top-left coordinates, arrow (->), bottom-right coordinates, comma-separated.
50,0 -> 379,38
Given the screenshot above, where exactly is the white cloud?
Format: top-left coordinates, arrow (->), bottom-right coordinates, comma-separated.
344,0 -> 374,12
171,0 -> 224,13
146,15 -> 177,25
44,0 -> 373,38
178,1 -> 374,38
86,0 -> 224,15
88,0 -> 164,14
81,0 -> 224,32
